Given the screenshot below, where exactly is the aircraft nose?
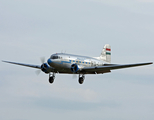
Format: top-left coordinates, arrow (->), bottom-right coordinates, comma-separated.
47,58 -> 52,65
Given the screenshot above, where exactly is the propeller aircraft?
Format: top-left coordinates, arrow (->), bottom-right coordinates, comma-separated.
2,44 -> 153,84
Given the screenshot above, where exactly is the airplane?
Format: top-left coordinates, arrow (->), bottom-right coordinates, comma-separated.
2,44 -> 153,84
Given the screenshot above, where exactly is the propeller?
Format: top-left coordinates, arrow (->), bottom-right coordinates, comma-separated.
72,73 -> 77,79
35,69 -> 41,75
35,57 -> 46,75
40,57 -> 45,64
71,63 -> 79,79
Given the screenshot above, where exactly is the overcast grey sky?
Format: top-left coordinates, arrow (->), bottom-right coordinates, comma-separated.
0,0 -> 154,120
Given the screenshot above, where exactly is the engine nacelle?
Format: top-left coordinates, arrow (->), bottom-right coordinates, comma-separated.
71,64 -> 79,73
41,63 -> 50,73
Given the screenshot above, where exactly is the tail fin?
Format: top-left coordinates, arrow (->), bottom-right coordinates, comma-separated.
100,44 -> 111,63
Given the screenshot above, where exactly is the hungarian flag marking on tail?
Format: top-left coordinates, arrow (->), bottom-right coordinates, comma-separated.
106,48 -> 111,55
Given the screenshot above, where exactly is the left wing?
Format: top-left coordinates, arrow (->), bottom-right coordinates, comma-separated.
2,60 -> 41,69
81,62 -> 153,73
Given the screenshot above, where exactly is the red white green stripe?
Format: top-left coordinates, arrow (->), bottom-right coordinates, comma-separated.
106,48 -> 111,55
106,48 -> 111,51
106,52 -> 111,55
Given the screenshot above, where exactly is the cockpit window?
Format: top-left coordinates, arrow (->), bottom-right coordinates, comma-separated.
51,55 -> 60,59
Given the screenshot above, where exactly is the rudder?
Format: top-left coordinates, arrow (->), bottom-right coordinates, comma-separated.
100,44 -> 111,63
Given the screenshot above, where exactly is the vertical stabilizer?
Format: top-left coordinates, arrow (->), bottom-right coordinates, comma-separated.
100,44 -> 111,63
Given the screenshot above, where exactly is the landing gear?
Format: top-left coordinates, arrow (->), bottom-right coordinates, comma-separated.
49,72 -> 55,84
78,74 -> 85,84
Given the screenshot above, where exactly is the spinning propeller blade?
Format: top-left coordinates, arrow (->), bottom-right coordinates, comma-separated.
35,57 -> 46,75
35,69 -> 41,75
72,73 -> 77,79
40,57 -> 45,63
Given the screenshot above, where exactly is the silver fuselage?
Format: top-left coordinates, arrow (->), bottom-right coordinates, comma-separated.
47,53 -> 105,74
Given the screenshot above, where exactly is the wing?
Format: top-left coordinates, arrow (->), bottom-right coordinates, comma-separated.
81,62 -> 153,73
2,60 -> 41,69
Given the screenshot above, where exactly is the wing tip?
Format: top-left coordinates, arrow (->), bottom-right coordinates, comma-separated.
2,60 -> 10,63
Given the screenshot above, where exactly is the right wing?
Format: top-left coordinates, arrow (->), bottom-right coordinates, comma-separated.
2,60 -> 41,69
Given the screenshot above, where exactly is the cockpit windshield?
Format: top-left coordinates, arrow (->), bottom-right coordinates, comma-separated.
50,55 -> 60,59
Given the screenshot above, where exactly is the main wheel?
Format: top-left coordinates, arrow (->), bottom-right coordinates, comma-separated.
79,77 -> 84,84
49,77 -> 54,84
